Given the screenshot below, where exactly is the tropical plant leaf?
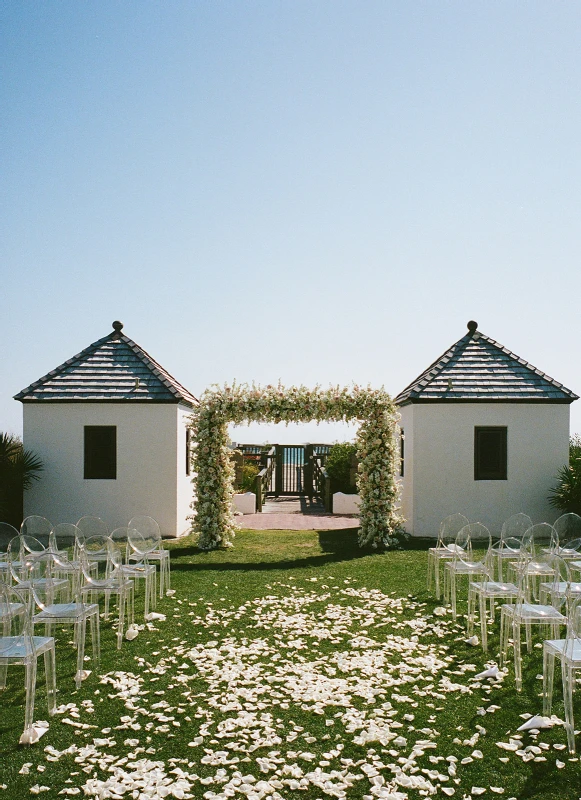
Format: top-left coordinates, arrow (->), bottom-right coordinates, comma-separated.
548,436 -> 581,515
0,431 -> 43,526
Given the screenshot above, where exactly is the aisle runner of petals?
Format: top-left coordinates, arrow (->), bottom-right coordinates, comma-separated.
5,580 -> 578,799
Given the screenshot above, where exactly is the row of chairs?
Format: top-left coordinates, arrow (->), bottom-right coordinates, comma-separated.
428,512 -> 581,754
0,515 -> 171,744
12,515 -> 171,598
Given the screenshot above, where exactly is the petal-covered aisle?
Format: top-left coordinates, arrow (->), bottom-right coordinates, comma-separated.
0,530 -> 579,799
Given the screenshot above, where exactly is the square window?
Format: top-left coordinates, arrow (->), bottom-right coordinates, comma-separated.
84,426 -> 116,479
474,427 -> 507,480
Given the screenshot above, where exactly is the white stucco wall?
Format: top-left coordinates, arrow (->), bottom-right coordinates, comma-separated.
398,402 -> 570,538
23,402 -> 194,537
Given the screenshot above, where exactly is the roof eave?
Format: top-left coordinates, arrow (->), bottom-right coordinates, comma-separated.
16,397 -> 197,408
396,396 -> 578,407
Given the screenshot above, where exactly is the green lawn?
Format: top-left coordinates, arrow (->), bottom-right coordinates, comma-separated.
0,529 -> 579,799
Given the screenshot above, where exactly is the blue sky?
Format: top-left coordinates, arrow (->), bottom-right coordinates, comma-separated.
2,2 -> 581,444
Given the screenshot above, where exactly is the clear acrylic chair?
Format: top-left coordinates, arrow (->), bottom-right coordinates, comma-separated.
467,535 -> 522,653
555,536 -> 581,561
112,528 -> 157,619
0,586 -> 26,627
0,583 -> 57,744
427,514 -> 469,600
49,523 -> 77,556
49,524 -> 89,592
79,539 -> 134,649
501,551 -> 567,691
28,553 -> 100,689
77,516 -> 109,537
554,513 -> 581,552
444,523 -> 492,620
7,537 -> 69,603
492,513 -> 533,581
511,523 -> 559,599
543,593 -> 581,754
20,516 -> 53,548
568,552 -> 581,586
128,517 -> 170,597
76,517 -> 110,562
539,543 -> 581,608
0,523 -> 20,584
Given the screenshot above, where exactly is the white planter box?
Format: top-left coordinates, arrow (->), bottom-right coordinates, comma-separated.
232,492 -> 257,515
333,492 -> 361,515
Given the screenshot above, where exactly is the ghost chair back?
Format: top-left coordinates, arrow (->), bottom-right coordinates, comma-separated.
128,516 -> 170,597
20,516 -> 52,549
427,513 -> 470,599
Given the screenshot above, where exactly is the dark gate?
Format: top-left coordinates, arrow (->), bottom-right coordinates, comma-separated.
274,445 -> 306,496
235,442 -> 331,504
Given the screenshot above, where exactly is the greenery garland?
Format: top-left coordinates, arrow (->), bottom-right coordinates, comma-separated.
188,384 -> 403,550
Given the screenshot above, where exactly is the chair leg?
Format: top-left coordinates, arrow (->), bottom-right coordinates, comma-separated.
75,618 -> 87,689
543,648 -> 555,717
513,618 -> 523,691
117,592 -> 125,650
451,574 -> 457,621
151,570 -> 157,610
427,552 -> 434,593
159,557 -> 165,598
562,662 -> 576,754
467,586 -> 475,636
44,647 -> 56,716
144,575 -> 150,620
90,608 -> 100,671
479,592 -> 488,653
164,553 -> 170,592
23,658 -> 38,739
499,609 -> 507,669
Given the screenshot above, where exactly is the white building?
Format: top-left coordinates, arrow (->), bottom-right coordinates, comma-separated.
15,321 -> 197,537
395,321 -> 578,538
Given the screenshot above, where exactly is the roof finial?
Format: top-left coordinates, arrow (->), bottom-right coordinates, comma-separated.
467,320 -> 478,334
112,320 -> 124,333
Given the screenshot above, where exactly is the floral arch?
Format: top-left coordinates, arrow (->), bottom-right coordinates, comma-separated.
188,384 -> 403,550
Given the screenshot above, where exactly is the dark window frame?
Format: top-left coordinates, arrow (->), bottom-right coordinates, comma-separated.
84,426 -> 117,480
474,426 -> 507,481
186,428 -> 191,476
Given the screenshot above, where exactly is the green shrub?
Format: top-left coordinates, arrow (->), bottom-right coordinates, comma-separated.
326,442 -> 358,494
0,432 -> 43,528
548,434 -> 581,515
239,462 -> 261,493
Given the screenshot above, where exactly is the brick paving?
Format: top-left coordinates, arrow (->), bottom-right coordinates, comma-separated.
235,497 -> 359,530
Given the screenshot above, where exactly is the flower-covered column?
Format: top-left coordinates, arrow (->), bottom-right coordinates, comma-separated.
189,399 -> 238,549
356,404 -> 402,548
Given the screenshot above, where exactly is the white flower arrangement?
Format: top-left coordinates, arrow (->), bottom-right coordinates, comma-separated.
188,383 -> 403,550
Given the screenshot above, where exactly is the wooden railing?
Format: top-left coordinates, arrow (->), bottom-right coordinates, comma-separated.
311,444 -> 332,464
254,447 -> 276,512
312,456 -> 332,512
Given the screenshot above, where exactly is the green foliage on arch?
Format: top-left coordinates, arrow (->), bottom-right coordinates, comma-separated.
188,383 -> 403,550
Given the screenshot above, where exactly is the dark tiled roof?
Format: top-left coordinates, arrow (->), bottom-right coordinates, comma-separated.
395,322 -> 578,406
14,323 -> 198,406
